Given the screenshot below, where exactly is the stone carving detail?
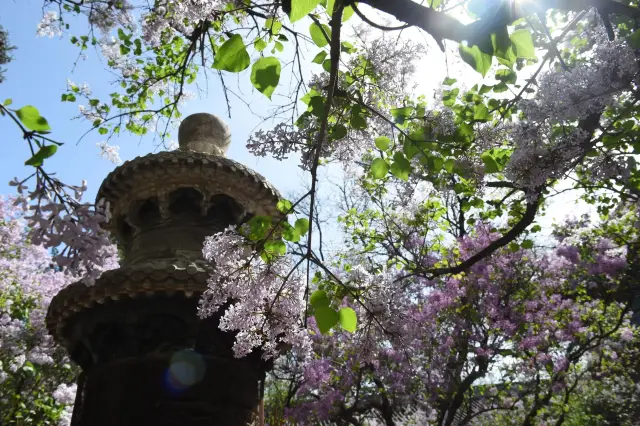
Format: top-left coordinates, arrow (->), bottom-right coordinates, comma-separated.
47,113 -> 280,426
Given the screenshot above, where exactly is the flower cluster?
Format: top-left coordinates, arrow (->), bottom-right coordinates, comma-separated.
247,32 -> 425,169
198,227 -> 310,359
96,141 -> 123,164
141,1 -> 235,47
0,196 -> 78,426
519,33 -> 637,124
9,178 -> 119,284
36,11 -> 63,38
284,221 -> 634,424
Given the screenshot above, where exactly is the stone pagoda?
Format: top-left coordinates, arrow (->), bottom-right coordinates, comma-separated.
46,113 -> 283,426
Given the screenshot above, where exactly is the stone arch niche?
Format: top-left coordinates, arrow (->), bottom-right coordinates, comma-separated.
46,113 -> 286,426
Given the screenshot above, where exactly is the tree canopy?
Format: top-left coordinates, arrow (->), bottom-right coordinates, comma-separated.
1,0 -> 640,425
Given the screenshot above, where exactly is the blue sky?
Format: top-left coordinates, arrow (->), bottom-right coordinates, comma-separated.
0,0 -> 589,245
0,0 -> 314,204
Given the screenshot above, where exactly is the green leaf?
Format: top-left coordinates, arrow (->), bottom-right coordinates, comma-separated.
390,106 -> 413,124
330,124 -> 347,140
295,218 -> 310,236
3,98 -> 12,106
309,23 -> 331,47
212,34 -> 250,72
491,28 -> 516,68
265,239 -> 287,256
312,50 -> 328,64
495,68 -> 517,84
342,5 -> 355,21
390,152 -> 411,181
282,222 -> 301,242
510,29 -> 536,59
310,290 -> 331,308
250,57 -> 281,99
341,41 -> 356,53
254,38 -> 268,52
481,151 -> 500,173
25,145 -> 58,167
15,106 -> 52,133
508,242 -> 520,252
375,136 -> 391,151
370,158 -> 389,179
443,77 -> 457,86
290,0 -> 321,22
473,104 -> 490,121
315,306 -> 339,334
338,307 -> 357,332
98,127 -> 108,135
627,29 -> 640,49
350,113 -> 366,129
459,44 -> 493,77
265,17 -> 283,35
444,158 -> 455,173
479,84 -> 493,94
521,239 -> 534,249
277,199 -> 293,214
493,82 -> 508,93
246,216 -> 272,240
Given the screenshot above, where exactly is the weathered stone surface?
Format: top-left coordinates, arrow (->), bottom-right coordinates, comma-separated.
46,113 -> 279,426
178,112 -> 231,156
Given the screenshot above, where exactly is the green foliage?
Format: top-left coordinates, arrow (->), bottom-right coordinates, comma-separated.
374,136 -> 391,151
213,34 -> 250,72
289,0 -> 321,22
25,145 -> 58,167
338,307 -> 357,332
310,290 -> 330,308
459,44 -> 493,77
370,158 -> 389,179
294,218 -> 310,236
309,23 -> 331,47
314,306 -> 339,333
277,199 -> 293,214
15,106 -> 51,133
390,152 -> 411,181
250,57 -> 281,99
510,29 -> 536,59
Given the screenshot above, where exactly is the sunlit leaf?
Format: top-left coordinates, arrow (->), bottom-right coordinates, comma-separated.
277,199 -> 293,214
290,0 -> 321,22
481,151 -> 500,173
371,158 -> 389,179
390,152 -> 411,181
15,106 -> 52,133
295,218 -> 310,236
212,34 -> 250,72
510,29 -> 536,59
338,307 -> 357,332
310,290 -> 331,308
250,57 -> 281,99
459,44 -> 493,77
315,306 -> 339,333
375,136 -> 391,151
309,23 -> 331,47
25,145 -> 57,167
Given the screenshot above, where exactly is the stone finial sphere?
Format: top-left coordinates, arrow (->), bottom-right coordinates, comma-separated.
178,113 -> 231,156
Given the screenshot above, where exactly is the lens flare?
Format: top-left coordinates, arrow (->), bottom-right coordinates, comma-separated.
164,349 -> 206,393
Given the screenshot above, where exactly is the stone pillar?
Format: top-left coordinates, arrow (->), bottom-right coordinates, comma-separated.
46,114 -> 283,426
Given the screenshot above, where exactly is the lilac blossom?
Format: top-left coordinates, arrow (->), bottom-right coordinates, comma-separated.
198,227 -> 310,359
0,196 -> 77,425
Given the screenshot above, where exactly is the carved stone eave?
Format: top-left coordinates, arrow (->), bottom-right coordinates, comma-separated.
96,150 -> 283,228
46,259 -> 212,349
